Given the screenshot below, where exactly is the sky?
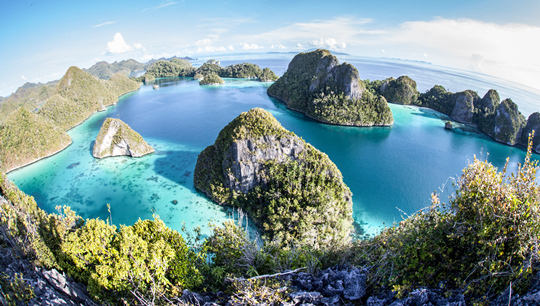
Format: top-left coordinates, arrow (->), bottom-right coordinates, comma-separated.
1,0 -> 540,97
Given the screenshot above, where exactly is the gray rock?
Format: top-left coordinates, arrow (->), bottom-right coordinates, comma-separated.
519,112 -> 540,152
367,296 -> 389,306
181,289 -> 211,305
290,291 -> 323,304
342,268 -> 366,300
43,268 -> 90,303
479,98 -> 526,145
451,91 -> 478,124
225,135 -> 305,194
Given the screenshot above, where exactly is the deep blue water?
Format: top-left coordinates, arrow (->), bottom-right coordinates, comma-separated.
7,55 -> 540,236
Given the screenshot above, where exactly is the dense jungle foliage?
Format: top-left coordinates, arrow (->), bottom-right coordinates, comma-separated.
199,73 -> 225,85
0,108 -> 71,173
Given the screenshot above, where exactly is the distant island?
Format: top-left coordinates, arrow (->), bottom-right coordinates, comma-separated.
82,59 -> 147,80
133,58 -> 279,84
372,75 -> 540,151
267,49 -> 394,127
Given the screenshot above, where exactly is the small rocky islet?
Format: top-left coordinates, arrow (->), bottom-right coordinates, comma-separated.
92,118 -> 154,159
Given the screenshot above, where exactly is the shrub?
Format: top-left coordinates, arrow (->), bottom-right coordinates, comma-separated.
60,217 -> 204,303
365,136 -> 540,299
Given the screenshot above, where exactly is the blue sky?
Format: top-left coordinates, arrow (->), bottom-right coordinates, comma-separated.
1,0 -> 540,96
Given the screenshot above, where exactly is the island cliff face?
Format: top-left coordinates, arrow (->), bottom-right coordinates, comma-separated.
194,108 -> 353,247
379,76 -> 531,148
93,118 -> 154,158
267,49 -> 393,126
520,112 -> 540,151
478,98 -> 526,146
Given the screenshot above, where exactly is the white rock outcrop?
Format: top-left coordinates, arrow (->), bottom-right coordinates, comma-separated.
93,118 -> 154,158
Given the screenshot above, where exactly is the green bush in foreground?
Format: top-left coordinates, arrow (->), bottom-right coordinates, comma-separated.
60,217 -> 204,303
365,136 -> 540,299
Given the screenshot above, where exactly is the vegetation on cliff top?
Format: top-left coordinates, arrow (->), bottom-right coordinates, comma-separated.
0,107 -> 71,173
194,108 -> 353,248
144,58 -> 196,79
267,49 -> 393,126
374,73 -> 533,148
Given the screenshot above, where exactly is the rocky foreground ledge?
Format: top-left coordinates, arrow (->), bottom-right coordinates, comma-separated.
92,118 -> 154,159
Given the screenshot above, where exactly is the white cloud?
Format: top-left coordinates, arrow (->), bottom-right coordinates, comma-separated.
196,46 -> 228,53
240,43 -> 262,50
376,18 -> 540,91
271,43 -> 287,50
295,43 -> 305,50
142,1 -> 177,11
198,17 -> 254,35
423,53 -> 429,57
228,45 -> 234,51
105,33 -> 133,54
241,17 -> 374,47
310,37 -> 346,50
92,21 -> 116,28
134,43 -> 144,50
195,38 -> 212,46
21,75 -> 26,80
381,49 -> 385,53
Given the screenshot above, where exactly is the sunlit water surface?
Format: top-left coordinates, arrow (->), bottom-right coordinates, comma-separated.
8,54 -> 540,237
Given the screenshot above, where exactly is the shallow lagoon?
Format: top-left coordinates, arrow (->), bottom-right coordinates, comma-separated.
8,55 -> 540,236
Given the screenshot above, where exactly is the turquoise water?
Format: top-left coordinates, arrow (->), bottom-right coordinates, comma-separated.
7,56 -> 540,236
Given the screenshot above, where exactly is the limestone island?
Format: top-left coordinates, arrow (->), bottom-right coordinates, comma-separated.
194,108 -> 353,248
267,49 -> 393,127
132,58 -> 279,84
93,118 -> 154,159
375,76 -> 537,149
